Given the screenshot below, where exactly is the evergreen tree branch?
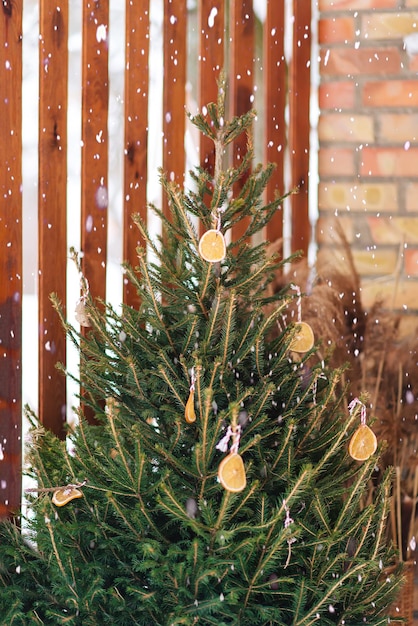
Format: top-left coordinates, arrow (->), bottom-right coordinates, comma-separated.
220,291 -> 236,367
242,466 -> 313,608
106,398 -> 135,488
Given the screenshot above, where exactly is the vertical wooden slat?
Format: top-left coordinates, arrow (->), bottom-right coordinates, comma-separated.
162,0 -> 187,222
229,0 -> 254,243
123,0 -> 150,309
289,0 -> 311,256
198,1 -> 224,236
80,0 -> 109,304
198,2 -> 224,170
38,2 -> 68,438
264,0 -> 286,246
0,1 -> 23,519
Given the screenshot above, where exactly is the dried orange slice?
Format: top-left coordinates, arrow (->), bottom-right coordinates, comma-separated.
185,389 -> 196,424
52,487 -> 83,507
198,229 -> 226,263
218,453 -> 246,492
348,424 -> 377,461
289,322 -> 314,353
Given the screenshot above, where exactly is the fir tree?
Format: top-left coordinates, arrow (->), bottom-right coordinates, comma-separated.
0,80 -> 404,625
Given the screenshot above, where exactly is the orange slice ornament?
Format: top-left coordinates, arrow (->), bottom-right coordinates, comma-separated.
348,424 -> 377,461
216,423 -> 246,493
185,369 -> 197,424
289,321 -> 314,353
348,398 -> 377,461
288,285 -> 314,353
52,486 -> 83,507
218,453 -> 247,493
185,389 -> 196,424
198,229 -> 226,263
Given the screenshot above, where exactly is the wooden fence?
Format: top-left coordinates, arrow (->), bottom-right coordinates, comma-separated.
0,0 -> 313,519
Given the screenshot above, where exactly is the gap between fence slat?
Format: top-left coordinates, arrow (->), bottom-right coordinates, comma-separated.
289,0 -> 311,257
0,2 -> 23,520
38,1 -> 68,439
123,0 -> 150,309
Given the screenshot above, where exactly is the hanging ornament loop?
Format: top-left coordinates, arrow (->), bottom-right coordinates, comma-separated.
189,367 -> 196,392
216,424 -> 241,454
348,397 -> 367,426
290,283 -> 302,323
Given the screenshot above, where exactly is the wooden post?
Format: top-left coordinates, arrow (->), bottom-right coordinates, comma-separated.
162,0 -> 187,225
264,0 -> 286,246
123,0 -> 150,309
289,0 -> 311,256
229,0 -> 254,243
79,0 -> 109,423
80,0 -> 109,305
198,0 -> 224,234
0,0 -> 23,519
38,2 -> 68,438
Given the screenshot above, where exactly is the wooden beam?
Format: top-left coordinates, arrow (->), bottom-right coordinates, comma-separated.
123,0 -> 150,308
229,0 -> 254,243
80,0 -> 109,304
0,0 -> 23,519
38,1 -> 68,438
198,1 -> 224,194
264,0 -> 286,246
162,0 -> 187,225
289,0 -> 311,256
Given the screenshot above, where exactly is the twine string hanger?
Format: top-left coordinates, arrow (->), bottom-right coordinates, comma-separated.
290,283 -> 302,323
216,424 -> 241,454
25,480 -> 88,494
283,499 -> 296,569
189,367 -> 196,392
348,397 -> 367,425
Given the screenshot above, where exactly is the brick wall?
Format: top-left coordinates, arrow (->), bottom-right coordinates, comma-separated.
317,0 -> 418,333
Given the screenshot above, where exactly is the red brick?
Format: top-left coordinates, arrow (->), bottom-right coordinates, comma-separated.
361,12 -> 418,40
319,0 -> 399,9
352,248 -> 399,275
408,55 -> 418,72
319,17 -> 355,44
360,146 -> 418,177
378,113 -> 418,143
319,81 -> 356,110
367,216 -> 418,244
318,182 -> 398,212
363,80 -> 418,107
406,183 -> 418,212
319,113 -> 374,142
320,47 -> 402,77
319,147 -> 356,177
405,248 -> 418,275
